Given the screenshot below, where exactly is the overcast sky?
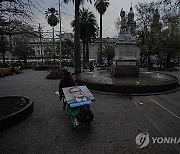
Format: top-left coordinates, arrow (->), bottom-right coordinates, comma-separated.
33,0 -> 158,38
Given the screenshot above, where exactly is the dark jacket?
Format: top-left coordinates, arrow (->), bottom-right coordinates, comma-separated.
59,72 -> 75,96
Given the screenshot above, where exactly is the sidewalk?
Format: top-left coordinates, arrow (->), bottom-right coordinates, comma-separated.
0,69 -> 179,153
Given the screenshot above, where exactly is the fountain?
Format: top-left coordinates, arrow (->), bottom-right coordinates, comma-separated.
76,70 -> 179,94
76,7 -> 179,94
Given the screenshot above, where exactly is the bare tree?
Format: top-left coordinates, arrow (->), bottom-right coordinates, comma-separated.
157,0 -> 180,26
0,0 -> 42,24
0,0 -> 41,67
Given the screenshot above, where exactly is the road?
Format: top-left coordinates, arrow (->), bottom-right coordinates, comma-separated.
0,68 -> 179,153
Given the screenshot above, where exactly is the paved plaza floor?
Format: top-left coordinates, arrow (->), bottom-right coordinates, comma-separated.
0,68 -> 180,153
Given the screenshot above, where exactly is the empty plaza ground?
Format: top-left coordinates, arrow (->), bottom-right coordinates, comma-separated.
0,68 -> 180,153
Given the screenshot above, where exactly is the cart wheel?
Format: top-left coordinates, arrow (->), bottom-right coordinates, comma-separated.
62,97 -> 67,110
71,123 -> 76,130
71,117 -> 79,129
71,117 -> 76,129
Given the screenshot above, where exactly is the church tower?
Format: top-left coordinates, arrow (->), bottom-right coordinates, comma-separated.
150,8 -> 162,34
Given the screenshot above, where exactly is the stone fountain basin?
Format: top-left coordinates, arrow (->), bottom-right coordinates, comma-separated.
76,71 -> 179,94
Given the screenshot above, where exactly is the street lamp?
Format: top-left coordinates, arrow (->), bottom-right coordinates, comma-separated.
59,0 -> 62,68
38,23 -> 43,64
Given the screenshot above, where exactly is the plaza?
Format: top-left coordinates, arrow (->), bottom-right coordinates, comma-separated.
0,68 -> 180,153
1,0 -> 180,153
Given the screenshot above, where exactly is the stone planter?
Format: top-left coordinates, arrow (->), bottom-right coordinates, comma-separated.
46,68 -> 68,79
0,96 -> 34,132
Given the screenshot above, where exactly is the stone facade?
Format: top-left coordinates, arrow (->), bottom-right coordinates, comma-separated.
28,33 -> 74,58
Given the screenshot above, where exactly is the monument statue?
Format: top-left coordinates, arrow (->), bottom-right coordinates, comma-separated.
120,8 -> 127,32
118,8 -> 136,42
111,6 -> 139,77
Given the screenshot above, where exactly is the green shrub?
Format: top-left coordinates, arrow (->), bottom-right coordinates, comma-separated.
22,65 -> 33,69
33,65 -> 49,71
46,68 -> 68,79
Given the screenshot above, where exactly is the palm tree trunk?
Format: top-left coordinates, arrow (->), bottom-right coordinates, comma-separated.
166,52 -> 171,68
83,41 -> 86,68
147,53 -> 151,71
99,14 -> 103,65
74,0 -> 81,73
53,26 -> 55,64
86,40 -> 89,66
2,51 -> 6,67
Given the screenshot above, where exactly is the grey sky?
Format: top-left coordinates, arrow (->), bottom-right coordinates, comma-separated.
33,0 -> 158,38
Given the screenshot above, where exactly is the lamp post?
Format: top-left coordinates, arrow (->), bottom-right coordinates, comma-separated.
59,0 -> 62,68
38,23 -> 43,64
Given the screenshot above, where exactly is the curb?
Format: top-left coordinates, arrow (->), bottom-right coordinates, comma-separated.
46,75 -> 61,79
0,96 -> 34,132
90,86 -> 180,96
76,72 -> 179,95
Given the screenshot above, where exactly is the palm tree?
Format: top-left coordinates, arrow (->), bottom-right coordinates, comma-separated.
63,0 -> 94,73
94,0 -> 110,65
45,8 -> 59,64
71,8 -> 98,67
102,45 -> 115,66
